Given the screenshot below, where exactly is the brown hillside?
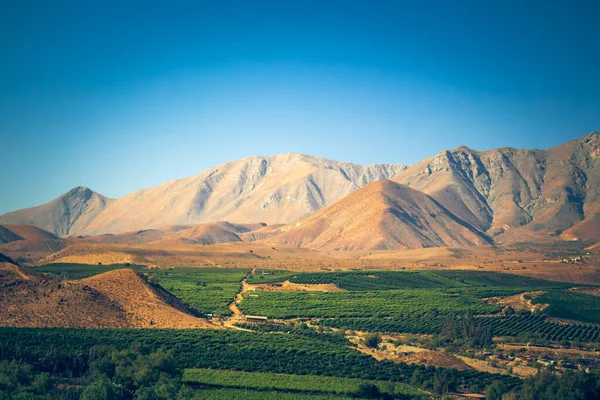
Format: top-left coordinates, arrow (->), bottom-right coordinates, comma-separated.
0,265 -> 215,329
239,223 -> 285,241
83,228 -> 170,244
267,180 -> 491,251
81,221 -> 268,245
0,225 -> 24,244
0,263 -> 129,328
0,224 -> 66,261
393,132 -> 600,242
156,222 -> 246,244
80,269 -> 214,328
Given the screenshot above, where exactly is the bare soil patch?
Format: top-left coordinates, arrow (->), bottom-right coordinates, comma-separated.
247,280 -> 344,292
346,332 -> 472,370
486,291 -> 549,313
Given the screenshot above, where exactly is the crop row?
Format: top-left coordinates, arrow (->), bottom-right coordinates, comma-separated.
256,270 -> 570,291
182,368 -> 427,398
318,314 -> 600,343
479,315 -> 600,342
531,291 -> 600,324
192,388 -> 357,399
238,288 -> 503,319
155,267 -> 250,316
0,328 -> 520,393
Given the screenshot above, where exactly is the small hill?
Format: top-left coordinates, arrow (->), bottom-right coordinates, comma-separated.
82,222 -> 269,245
0,186 -> 113,236
239,223 -> 285,241
0,266 -> 215,328
82,228 -> 172,244
80,269 -> 213,328
0,263 -> 128,328
0,252 -> 18,265
268,180 -> 491,251
0,225 -> 24,244
0,224 -> 66,261
157,221 -> 256,244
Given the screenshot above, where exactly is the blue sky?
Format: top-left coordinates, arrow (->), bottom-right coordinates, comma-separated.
1,0 -> 599,214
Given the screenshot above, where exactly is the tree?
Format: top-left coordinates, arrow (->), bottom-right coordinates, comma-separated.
485,380 -> 508,400
354,383 -> 382,398
440,314 -> 457,340
81,376 -> 119,400
32,372 -> 53,394
364,333 -> 382,349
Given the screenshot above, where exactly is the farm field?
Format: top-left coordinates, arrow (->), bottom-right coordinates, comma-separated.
182,368 -> 428,398
238,270 -> 572,320
25,262 -> 148,279
238,288 -> 505,318
257,270 -> 570,291
152,267 -> 250,316
191,389 -> 367,399
318,313 -> 600,343
3,263 -> 600,398
531,290 -> 600,324
0,327 -> 520,396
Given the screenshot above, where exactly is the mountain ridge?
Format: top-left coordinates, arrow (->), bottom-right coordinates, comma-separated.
0,186 -> 113,236
266,180 -> 492,251
1,133 -> 599,245
1,154 -> 406,236
392,131 -> 600,242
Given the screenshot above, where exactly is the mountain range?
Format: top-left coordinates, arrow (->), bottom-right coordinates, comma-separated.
1,132 -> 598,250
0,154 -> 405,236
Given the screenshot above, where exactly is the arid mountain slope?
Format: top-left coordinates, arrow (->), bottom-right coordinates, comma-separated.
0,224 -> 66,260
1,155 -> 404,237
78,154 -> 405,235
3,134 -> 598,245
393,132 -> 600,242
80,269 -> 214,328
83,221 -> 268,245
268,180 -> 491,251
0,187 -> 113,236
0,265 -> 214,328
156,221 -> 255,244
0,252 -> 18,265
0,225 -> 23,244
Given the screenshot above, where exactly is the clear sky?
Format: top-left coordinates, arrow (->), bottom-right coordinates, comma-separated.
1,0 -> 599,214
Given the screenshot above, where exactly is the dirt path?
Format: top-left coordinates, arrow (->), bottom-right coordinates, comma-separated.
11,264 -> 30,281
223,268 -> 256,329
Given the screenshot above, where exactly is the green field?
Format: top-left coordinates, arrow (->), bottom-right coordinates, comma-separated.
153,267 -> 250,316
26,263 -> 147,279
246,269 -> 298,283
531,290 -> 600,324
0,328 -> 520,394
183,369 -> 427,398
247,270 -> 571,291
238,288 -> 504,319
191,388 -> 365,399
